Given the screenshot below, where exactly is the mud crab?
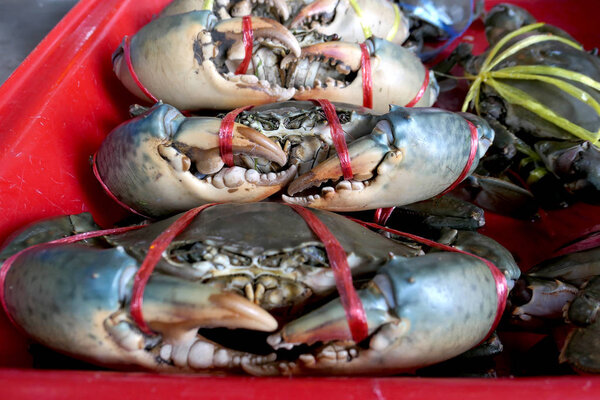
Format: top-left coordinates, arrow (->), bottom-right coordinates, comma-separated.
160,0 -> 410,45
0,202 -> 511,375
459,4 -> 600,207
94,101 -> 494,218
112,10 -> 437,112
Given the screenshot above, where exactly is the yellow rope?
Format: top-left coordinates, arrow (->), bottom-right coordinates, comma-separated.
462,23 -> 600,147
348,0 -> 373,39
386,4 -> 401,41
202,0 -> 214,11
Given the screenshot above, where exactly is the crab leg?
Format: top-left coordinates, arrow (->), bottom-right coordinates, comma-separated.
96,103 -> 296,217
245,252 -> 499,375
284,107 -> 494,211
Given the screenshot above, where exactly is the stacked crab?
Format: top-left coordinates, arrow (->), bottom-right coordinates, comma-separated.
1,0 -> 598,377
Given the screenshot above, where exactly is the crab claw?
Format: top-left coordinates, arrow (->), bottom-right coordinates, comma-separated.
245,253 -> 500,375
96,103 -> 296,218
113,11 -> 299,110
3,242 -> 276,369
282,38 -> 438,113
142,275 -> 278,334
289,0 -> 339,29
214,16 -> 301,60
283,107 -> 493,211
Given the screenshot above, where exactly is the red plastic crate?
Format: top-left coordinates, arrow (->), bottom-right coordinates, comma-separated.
0,0 -> 599,398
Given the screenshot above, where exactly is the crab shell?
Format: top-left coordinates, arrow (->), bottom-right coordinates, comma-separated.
2,203 -> 502,375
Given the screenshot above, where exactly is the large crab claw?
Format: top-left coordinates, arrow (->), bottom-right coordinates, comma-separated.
283,107 -> 494,211
95,103 -> 294,217
281,37 -> 438,113
113,11 -> 300,110
244,252 -> 499,375
289,0 -> 409,44
3,242 -> 277,370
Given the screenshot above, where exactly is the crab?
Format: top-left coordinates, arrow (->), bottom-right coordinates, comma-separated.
160,0 -> 410,45
0,202 -> 512,375
93,101 -> 494,218
507,243 -> 600,374
458,3 -> 600,208
112,10 -> 437,112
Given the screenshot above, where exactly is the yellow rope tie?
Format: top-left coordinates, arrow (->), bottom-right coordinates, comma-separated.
348,0 -> 373,39
462,23 -> 600,147
202,0 -> 214,11
386,3 -> 401,41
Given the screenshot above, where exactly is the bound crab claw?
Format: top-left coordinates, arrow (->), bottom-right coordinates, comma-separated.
245,252 -> 500,376
288,0 -> 410,44
112,10 -> 300,110
3,242 -> 278,371
95,103 -> 295,217
282,37 -> 439,112
284,107 -> 494,211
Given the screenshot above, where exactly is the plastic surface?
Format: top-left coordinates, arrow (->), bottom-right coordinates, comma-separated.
0,0 -> 599,398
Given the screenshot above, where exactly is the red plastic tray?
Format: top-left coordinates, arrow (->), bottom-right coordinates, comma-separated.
0,0 -> 599,398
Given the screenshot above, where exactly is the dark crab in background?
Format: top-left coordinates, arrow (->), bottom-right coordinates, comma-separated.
451,3 -> 600,213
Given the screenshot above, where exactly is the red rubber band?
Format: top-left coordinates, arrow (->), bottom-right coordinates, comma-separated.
235,16 -> 254,75
92,153 -> 152,218
360,43 -> 373,109
219,106 -> 254,167
438,119 -> 478,197
123,36 -> 158,103
0,225 -> 147,331
405,67 -> 430,108
130,203 -> 218,334
310,99 -> 353,181
348,217 -> 508,341
287,204 -> 369,343
374,207 -> 395,226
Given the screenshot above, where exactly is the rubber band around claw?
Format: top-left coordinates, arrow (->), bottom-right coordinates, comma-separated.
310,99 -> 354,181
235,16 -> 254,75
0,224 -> 148,331
349,217 -> 508,341
92,153 -> 152,218
219,106 -> 254,167
123,36 -> 158,103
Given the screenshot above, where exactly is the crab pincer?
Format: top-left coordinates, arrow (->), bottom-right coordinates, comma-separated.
284,107 -> 494,211
112,10 -> 300,110
94,103 -> 294,217
2,242 -> 277,370
247,252 -> 501,376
